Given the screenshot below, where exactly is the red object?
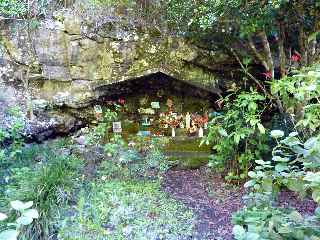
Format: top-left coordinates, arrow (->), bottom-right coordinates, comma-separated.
261,71 -> 272,79
291,53 -> 301,62
192,112 -> 208,127
118,98 -> 125,105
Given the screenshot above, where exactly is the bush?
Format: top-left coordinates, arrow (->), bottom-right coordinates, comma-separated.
205,90 -> 269,181
233,130 -> 320,239
99,136 -> 171,181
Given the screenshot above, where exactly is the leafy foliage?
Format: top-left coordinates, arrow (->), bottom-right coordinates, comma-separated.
86,107 -> 118,145
0,0 -> 27,17
204,90 -> 269,181
0,106 -> 25,163
233,130 -> 320,239
99,136 -> 170,180
0,140 -> 84,239
0,200 -> 38,240
271,64 -> 320,136
233,206 -> 320,240
58,180 -> 194,240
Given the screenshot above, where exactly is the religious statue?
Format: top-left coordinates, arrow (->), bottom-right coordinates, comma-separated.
198,126 -> 204,138
94,105 -> 103,122
185,112 -> 191,129
166,98 -> 174,111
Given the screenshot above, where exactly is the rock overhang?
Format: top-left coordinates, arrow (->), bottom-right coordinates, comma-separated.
1,9 -> 230,110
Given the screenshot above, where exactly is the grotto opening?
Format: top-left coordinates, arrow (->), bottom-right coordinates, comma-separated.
94,72 -> 220,139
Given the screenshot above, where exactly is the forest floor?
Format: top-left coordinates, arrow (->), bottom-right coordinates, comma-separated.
162,167 -> 318,240
163,168 -> 244,240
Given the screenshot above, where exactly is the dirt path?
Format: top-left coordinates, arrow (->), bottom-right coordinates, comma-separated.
162,168 -> 244,240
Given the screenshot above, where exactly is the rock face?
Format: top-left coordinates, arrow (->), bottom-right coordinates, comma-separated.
0,7 -> 237,139
0,8 -> 233,110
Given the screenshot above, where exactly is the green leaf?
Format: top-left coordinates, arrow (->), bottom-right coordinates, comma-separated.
304,172 -> 320,183
288,211 -> 303,223
0,213 -> 8,222
255,160 -> 270,165
304,137 -> 318,149
261,178 -> 273,192
233,225 -> 246,240
246,232 -> 260,240
244,180 -> 256,188
257,123 -> 265,134
280,136 -> 301,147
275,164 -> 289,172
308,31 -> 320,43
248,171 -> 257,178
16,216 -> 33,226
248,102 -> 257,111
272,156 -> 289,162
234,134 -> 240,144
286,179 -> 306,197
312,189 -> 320,203
0,229 -> 18,240
218,128 -> 228,137
315,207 -> 320,218
10,201 -> 33,211
270,130 -> 284,139
23,209 -> 39,219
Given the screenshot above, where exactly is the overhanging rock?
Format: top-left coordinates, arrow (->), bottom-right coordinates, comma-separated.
1,10 -> 232,109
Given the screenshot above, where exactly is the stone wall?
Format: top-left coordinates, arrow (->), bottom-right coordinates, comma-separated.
0,9 -> 233,110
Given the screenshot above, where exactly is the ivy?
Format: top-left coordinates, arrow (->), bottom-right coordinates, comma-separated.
0,0 -> 27,18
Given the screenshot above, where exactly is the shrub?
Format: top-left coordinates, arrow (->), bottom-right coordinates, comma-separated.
204,90 -> 269,181
99,136 -> 171,181
233,130 -> 320,239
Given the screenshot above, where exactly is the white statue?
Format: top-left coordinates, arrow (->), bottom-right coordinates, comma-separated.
198,127 -> 204,138
171,127 -> 176,137
186,112 -> 191,129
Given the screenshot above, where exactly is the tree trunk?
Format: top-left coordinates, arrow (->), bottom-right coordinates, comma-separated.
257,31 -> 274,78
278,22 -> 286,77
298,27 -> 308,65
248,36 -> 269,71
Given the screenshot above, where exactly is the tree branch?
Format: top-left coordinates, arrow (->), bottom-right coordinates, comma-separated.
230,48 -> 268,96
257,31 -> 274,78
248,36 -> 269,71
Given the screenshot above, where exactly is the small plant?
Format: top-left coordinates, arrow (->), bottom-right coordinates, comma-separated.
233,206 -> 320,240
86,107 -> 118,145
0,106 -> 25,162
58,180 -> 194,240
0,200 -> 39,240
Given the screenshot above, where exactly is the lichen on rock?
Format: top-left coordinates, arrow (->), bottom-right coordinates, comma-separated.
1,8 -> 230,111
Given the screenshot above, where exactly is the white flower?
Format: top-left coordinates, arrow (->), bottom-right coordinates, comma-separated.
101,176 -> 107,181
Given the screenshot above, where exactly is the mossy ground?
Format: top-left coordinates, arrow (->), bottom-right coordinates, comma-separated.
165,137 -> 212,169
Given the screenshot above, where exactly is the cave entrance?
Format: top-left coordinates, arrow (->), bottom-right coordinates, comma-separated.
96,72 -> 219,138
96,72 -> 220,168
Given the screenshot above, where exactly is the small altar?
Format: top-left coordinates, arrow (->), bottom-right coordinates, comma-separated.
96,72 -> 219,139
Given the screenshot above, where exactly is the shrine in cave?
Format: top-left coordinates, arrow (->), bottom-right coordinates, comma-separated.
95,72 -> 219,142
